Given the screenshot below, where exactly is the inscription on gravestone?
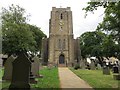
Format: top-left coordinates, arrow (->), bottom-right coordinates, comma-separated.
9,53 -> 31,89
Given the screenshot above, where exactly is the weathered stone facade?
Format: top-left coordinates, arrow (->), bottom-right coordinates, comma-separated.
42,7 -> 81,66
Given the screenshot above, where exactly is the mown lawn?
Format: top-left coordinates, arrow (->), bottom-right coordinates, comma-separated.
0,67 -> 60,89
70,68 -> 120,90
31,67 -> 60,89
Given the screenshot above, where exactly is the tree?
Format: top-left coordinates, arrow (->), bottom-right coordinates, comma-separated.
102,35 -> 118,58
83,1 -> 120,59
2,4 -> 36,55
28,24 -> 46,54
80,31 -> 106,58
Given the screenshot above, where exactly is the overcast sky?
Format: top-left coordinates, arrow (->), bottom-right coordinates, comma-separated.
0,0 -> 105,38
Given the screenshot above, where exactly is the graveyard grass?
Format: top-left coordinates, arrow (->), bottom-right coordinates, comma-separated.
31,66 -> 60,89
70,68 -> 120,90
0,67 -> 60,89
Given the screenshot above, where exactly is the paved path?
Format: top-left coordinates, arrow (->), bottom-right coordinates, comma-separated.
58,67 -> 93,89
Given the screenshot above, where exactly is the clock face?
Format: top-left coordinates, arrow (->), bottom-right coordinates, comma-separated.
59,20 -> 64,31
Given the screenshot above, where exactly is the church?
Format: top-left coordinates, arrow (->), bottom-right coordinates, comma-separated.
42,7 -> 81,67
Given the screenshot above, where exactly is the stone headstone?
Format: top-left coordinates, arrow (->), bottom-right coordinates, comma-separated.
32,56 -> 43,78
97,63 -> 101,70
80,60 -> 86,69
9,53 -> 31,89
113,62 -> 120,80
28,55 -> 38,84
103,66 -> 110,75
31,56 -> 40,77
113,66 -> 119,73
102,59 -> 110,75
2,55 -> 15,80
90,60 -> 96,70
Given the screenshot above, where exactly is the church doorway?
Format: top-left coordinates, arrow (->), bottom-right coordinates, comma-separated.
59,54 -> 65,64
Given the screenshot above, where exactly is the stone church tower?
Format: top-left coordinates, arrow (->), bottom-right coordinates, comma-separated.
42,7 -> 81,66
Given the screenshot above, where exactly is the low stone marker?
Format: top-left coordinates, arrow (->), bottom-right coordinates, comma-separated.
2,55 -> 16,80
9,53 -> 31,89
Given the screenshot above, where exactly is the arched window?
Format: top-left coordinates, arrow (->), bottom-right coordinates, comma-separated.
58,39 -> 61,49
63,39 -> 65,49
60,13 -> 63,19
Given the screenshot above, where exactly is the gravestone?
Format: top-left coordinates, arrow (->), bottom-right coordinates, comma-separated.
97,63 -> 101,70
9,53 -> 31,89
113,62 -> 120,80
113,66 -> 119,73
102,59 -> 110,75
31,56 -> 41,78
2,55 -> 16,80
80,60 -> 86,69
90,60 -> 96,70
103,66 -> 110,75
29,56 -> 38,84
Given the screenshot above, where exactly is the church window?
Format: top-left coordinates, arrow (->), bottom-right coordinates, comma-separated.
60,13 -> 63,19
63,39 -> 65,49
58,39 -> 61,49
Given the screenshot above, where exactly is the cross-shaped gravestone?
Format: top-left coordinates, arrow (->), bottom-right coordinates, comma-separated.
9,53 -> 31,89
2,55 -> 16,80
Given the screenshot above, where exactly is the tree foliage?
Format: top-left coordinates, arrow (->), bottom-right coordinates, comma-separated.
83,1 -> 120,59
28,24 -> 46,53
2,4 -> 46,55
80,31 -> 106,58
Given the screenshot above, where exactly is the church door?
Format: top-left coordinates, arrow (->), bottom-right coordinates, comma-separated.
59,54 -> 65,64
